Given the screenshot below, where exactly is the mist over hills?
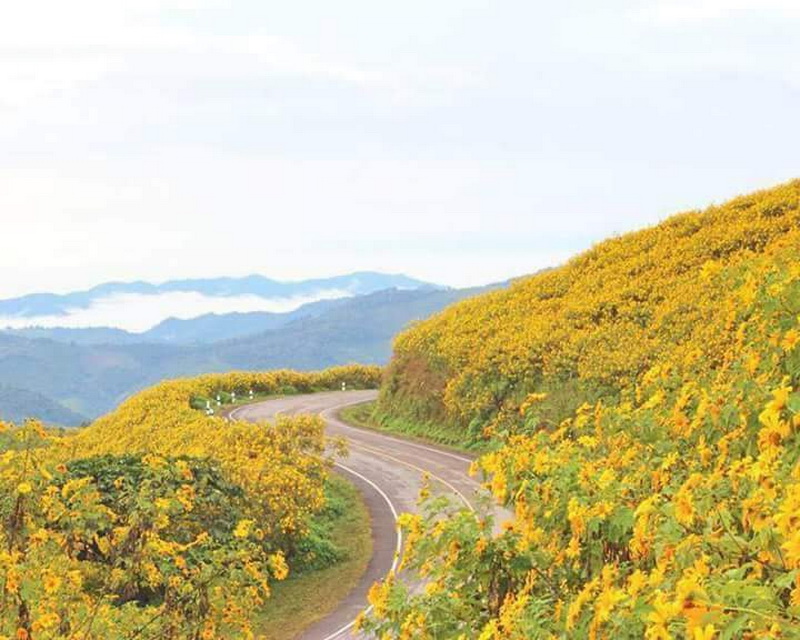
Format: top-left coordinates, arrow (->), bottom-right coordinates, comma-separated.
0,272 -> 432,319
0,280 -> 502,425
5,296 -> 352,345
0,272 -> 437,333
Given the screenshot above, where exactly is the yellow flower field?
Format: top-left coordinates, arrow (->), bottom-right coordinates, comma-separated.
366,181 -> 800,637
0,365 -> 380,639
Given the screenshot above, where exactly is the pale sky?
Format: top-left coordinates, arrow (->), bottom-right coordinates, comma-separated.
1,0 -> 798,298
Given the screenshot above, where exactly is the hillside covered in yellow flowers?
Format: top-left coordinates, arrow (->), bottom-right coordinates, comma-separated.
365,180 -> 800,637
0,366 -> 380,639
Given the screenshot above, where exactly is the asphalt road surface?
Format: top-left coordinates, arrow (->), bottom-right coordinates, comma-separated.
230,390 -> 505,640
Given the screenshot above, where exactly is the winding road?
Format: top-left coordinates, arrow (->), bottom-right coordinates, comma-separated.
230,390 -> 502,640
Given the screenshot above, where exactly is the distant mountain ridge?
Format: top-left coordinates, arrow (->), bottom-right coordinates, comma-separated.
0,272 -> 438,321
4,326 -> 139,345
5,296 -> 353,345
142,296 -> 352,344
0,385 -> 88,426
0,282 -> 506,425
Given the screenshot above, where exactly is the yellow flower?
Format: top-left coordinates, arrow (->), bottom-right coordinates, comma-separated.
674,490 -> 695,526
627,570 -> 647,596
693,624 -> 716,640
31,613 -> 60,632
269,553 -> 289,580
782,328 -> 799,351
233,519 -> 254,539
67,570 -> 83,589
647,591 -> 680,628
597,468 -> 616,490
367,581 -> 391,617
594,587 -> 625,622
781,531 -> 800,569
42,573 -> 61,594
565,536 -> 581,559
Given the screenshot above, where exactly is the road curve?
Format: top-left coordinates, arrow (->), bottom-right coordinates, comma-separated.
229,390 -> 497,640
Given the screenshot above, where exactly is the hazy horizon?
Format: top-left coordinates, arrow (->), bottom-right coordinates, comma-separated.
2,1 -> 798,297
0,271 -> 441,332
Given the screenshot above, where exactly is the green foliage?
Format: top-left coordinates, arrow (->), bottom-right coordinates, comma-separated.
293,480 -> 351,572
50,454 -> 247,607
518,377 -> 619,433
61,454 -> 245,547
0,367 -> 380,638
253,473 -> 373,639
341,401 -> 492,452
188,396 -> 208,411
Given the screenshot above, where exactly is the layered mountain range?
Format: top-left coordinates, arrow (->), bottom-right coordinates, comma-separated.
0,273 -> 501,425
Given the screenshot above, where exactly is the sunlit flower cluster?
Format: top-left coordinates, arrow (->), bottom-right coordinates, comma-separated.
0,365 -> 380,639
367,181 -> 800,637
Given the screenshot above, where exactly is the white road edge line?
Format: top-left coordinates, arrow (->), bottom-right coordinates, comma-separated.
321,405 -> 474,465
321,461 -> 403,640
229,404 -> 280,421
348,441 -> 475,513
228,398 -> 404,640
231,394 -> 472,467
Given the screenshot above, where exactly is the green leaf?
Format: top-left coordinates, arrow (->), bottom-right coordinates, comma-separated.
787,392 -> 800,414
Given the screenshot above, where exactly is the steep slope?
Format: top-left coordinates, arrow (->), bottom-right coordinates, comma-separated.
364,180 -> 800,638
381,179 -> 800,429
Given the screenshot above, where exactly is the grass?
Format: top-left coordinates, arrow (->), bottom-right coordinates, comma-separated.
253,474 -> 372,639
339,401 -> 493,454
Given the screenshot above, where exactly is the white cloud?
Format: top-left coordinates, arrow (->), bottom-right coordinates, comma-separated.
0,0 -> 796,301
0,2 -> 480,110
636,0 -> 800,25
559,1 -> 800,90
0,290 -> 353,333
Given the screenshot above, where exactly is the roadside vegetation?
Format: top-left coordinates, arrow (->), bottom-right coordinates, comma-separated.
255,474 -> 372,638
0,365 -> 379,639
362,180 -> 800,637
190,390 -> 281,416
340,401 -> 494,454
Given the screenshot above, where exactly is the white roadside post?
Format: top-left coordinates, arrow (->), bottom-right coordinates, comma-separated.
231,391 -> 236,404
249,389 -> 254,400
216,394 -> 221,407
341,381 -> 347,392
